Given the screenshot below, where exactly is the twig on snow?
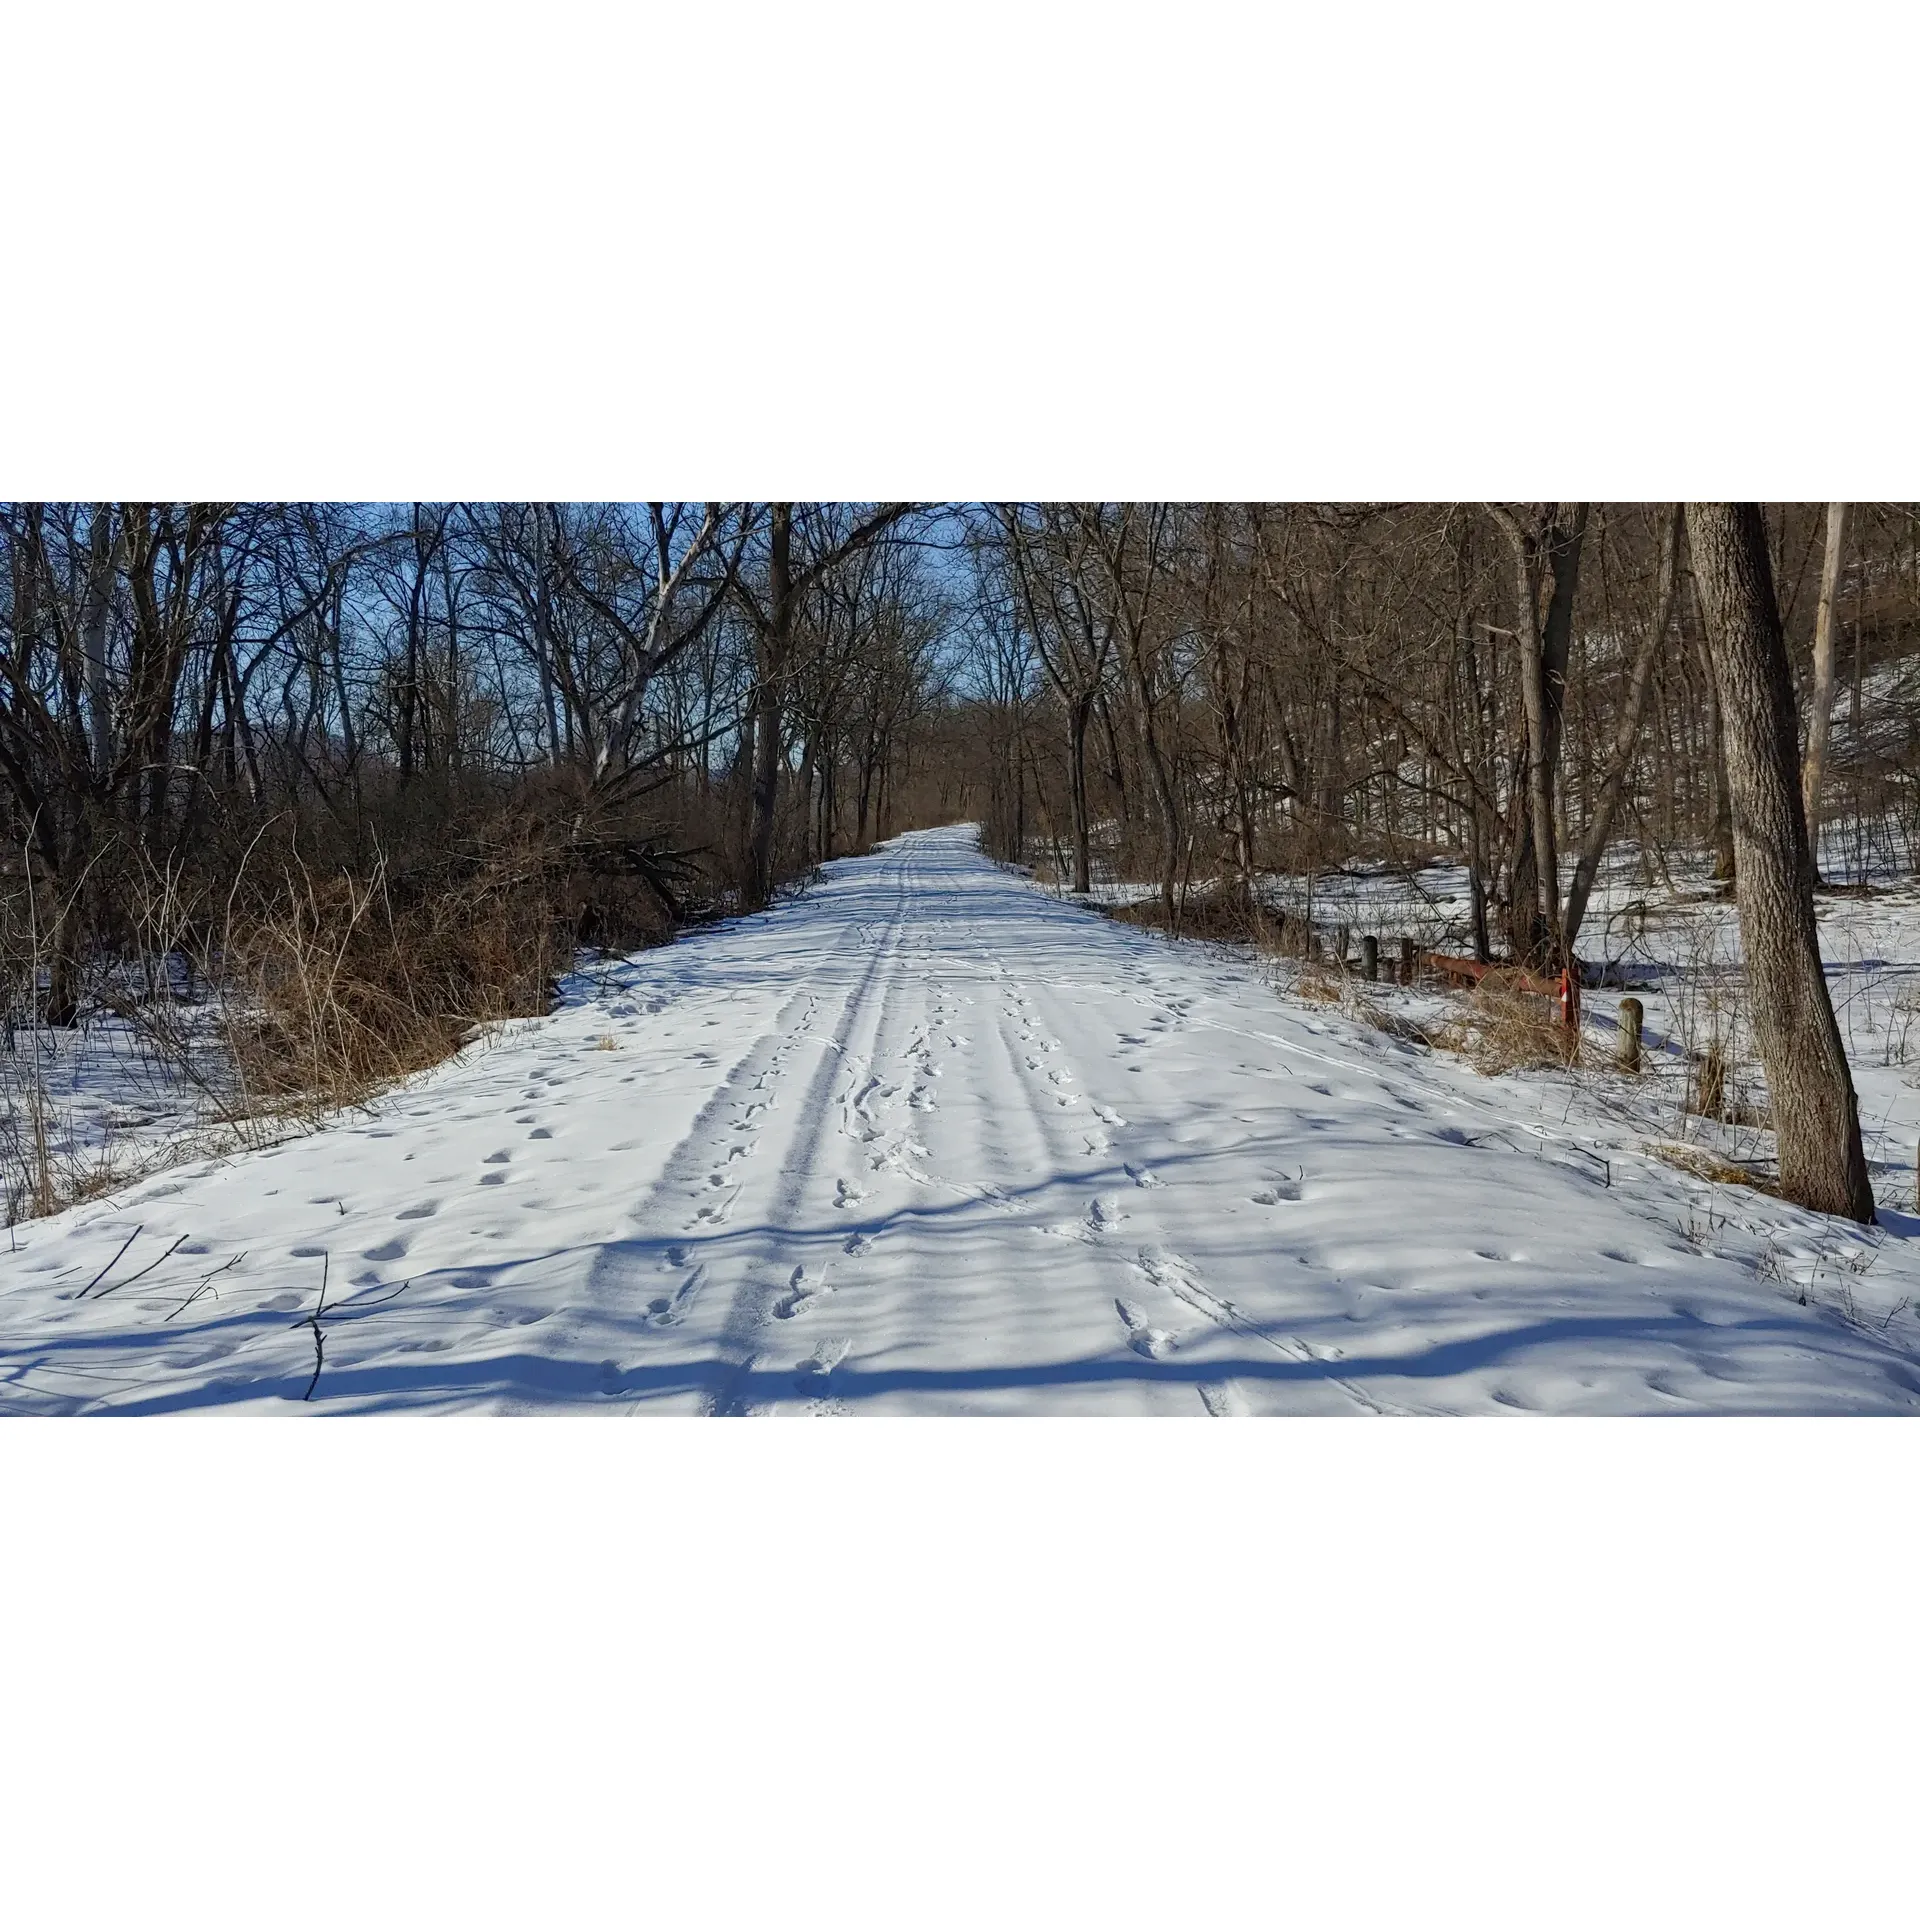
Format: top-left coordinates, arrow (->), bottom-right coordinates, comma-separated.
162,1253 -> 245,1323
93,1232 -> 190,1300
76,1226 -> 142,1299
295,1253 -> 329,1402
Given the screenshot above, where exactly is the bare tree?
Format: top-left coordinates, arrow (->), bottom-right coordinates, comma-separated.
1685,502 -> 1873,1222
1801,501 -> 1849,879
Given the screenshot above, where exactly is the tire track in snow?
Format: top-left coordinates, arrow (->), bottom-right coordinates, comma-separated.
704,852 -> 920,1413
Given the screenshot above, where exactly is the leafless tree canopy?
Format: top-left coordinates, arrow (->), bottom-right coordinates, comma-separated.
4,500 -> 1913,1216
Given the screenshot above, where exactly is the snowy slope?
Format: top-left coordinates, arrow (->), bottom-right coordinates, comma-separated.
4,825 -> 1920,1413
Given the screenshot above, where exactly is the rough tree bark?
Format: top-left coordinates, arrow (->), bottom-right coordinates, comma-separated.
1801,501 -> 1848,880
1685,502 -> 1874,1222
1488,504 -> 1588,968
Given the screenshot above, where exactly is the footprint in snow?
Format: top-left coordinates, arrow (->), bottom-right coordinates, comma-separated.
797,1337 -> 852,1394
646,1267 -> 705,1327
1114,1300 -> 1174,1359
1251,1179 -> 1302,1205
833,1178 -> 867,1208
1123,1163 -> 1161,1188
773,1263 -> 833,1320
397,1201 -> 439,1220
1198,1380 -> 1251,1417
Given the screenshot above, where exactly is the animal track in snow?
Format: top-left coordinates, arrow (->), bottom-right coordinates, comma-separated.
1123,1163 -> 1161,1188
833,1178 -> 867,1209
397,1201 -> 439,1220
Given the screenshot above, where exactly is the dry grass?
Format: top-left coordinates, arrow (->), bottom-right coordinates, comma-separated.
1103,889 -> 1278,944
1429,980 -> 1577,1075
1645,1138 -> 1777,1193
217,848 -> 561,1116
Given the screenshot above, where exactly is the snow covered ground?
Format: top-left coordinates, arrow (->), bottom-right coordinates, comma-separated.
5,823 -> 1920,1413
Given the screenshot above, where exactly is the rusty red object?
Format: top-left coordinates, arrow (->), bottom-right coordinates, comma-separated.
1417,951 -> 1581,1025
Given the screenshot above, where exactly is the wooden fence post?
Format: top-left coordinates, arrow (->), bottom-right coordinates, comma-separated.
1617,996 -> 1643,1072
1361,935 -> 1379,982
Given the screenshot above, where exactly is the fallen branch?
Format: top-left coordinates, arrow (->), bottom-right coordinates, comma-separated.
76,1226 -> 141,1300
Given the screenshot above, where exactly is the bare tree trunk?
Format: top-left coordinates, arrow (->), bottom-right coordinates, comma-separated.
1564,505 -> 1681,953
1067,693 -> 1093,893
80,504 -> 118,783
745,505 -> 792,909
1801,501 -> 1848,880
1685,503 -> 1873,1222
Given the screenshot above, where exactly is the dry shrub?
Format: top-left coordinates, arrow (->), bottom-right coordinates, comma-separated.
221,847 -> 560,1111
1294,967 -> 1344,1005
1105,888 -> 1281,946
1352,1000 -> 1439,1050
1432,979 -> 1577,1075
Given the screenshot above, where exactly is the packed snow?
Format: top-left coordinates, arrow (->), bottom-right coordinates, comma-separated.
5,824 -> 1920,1413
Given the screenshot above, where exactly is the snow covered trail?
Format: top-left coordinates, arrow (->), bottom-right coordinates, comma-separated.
5,824 -> 1920,1414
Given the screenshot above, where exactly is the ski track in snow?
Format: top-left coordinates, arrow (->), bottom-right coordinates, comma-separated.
6,824 -> 1920,1414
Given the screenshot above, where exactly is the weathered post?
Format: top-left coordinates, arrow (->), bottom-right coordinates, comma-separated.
1361,935 -> 1379,982
1617,996 -> 1643,1073
1335,923 -> 1350,968
1399,937 -> 1417,986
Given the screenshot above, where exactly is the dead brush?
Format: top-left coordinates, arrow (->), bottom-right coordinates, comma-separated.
1431,977 -> 1577,1075
1293,965 -> 1345,1005
216,847 -> 562,1115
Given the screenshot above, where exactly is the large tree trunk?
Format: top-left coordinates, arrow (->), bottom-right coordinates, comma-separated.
1801,501 -> 1848,880
1685,503 -> 1874,1222
1496,505 -> 1587,968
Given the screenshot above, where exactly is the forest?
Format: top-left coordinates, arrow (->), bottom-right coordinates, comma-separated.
1,501 -> 1912,1225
